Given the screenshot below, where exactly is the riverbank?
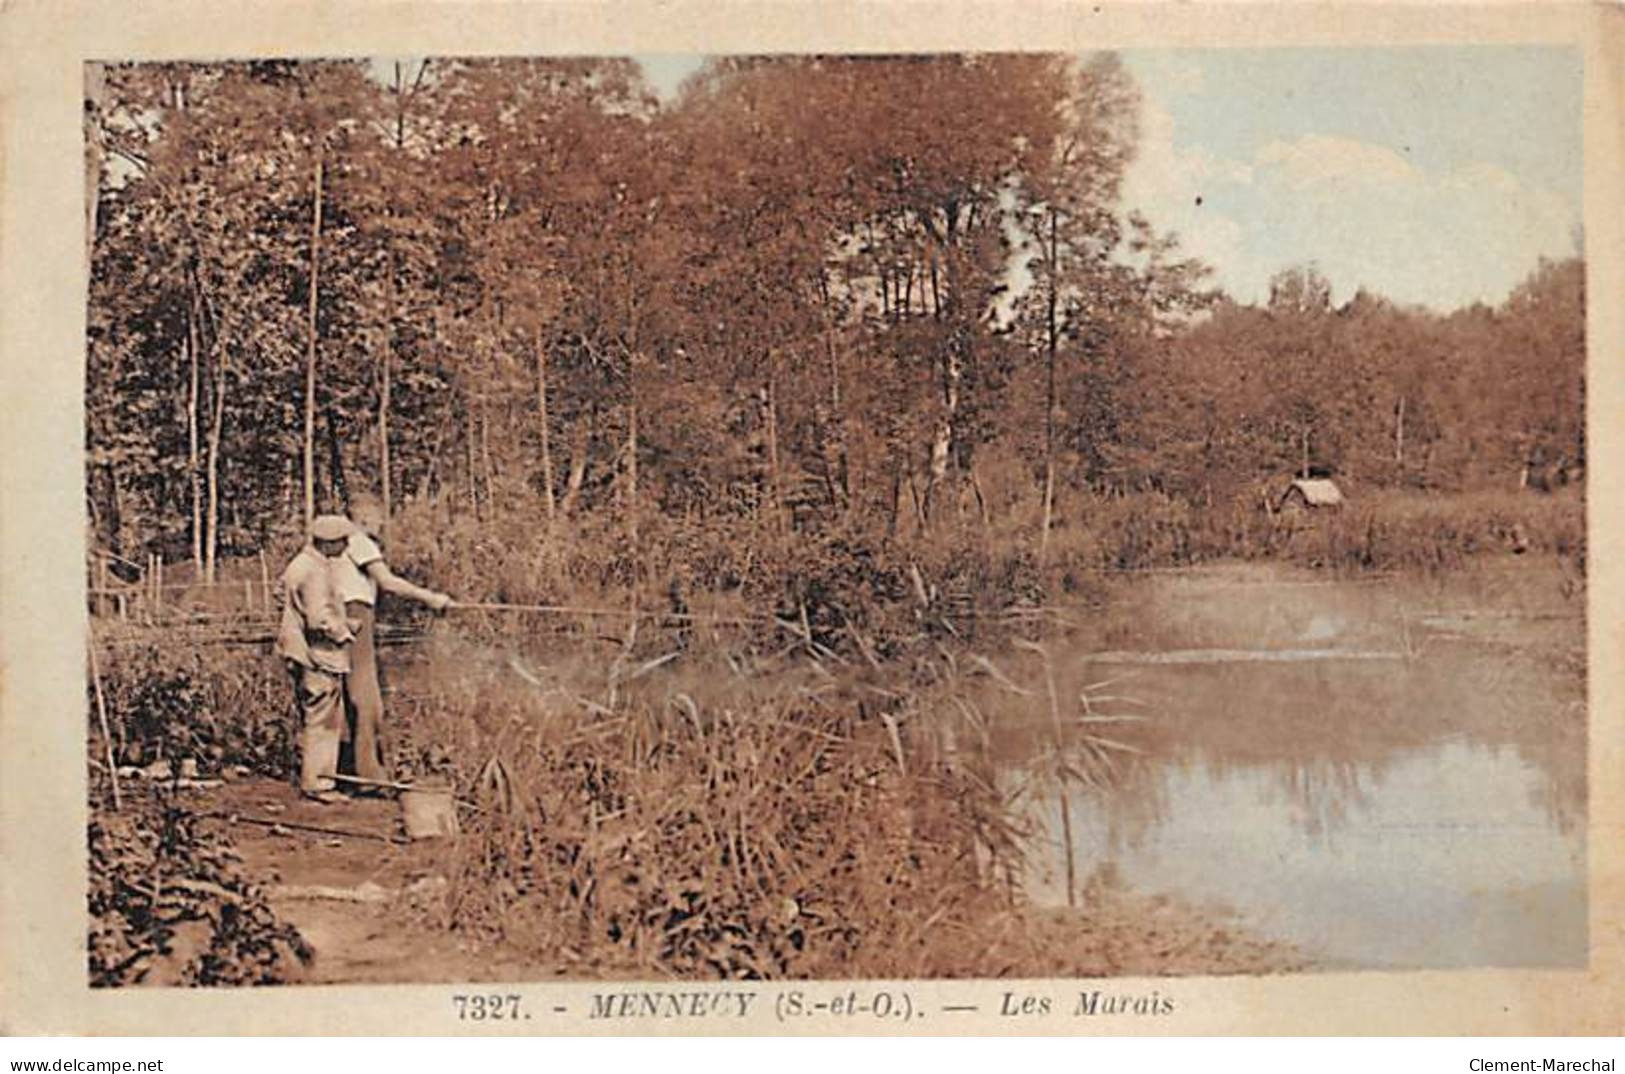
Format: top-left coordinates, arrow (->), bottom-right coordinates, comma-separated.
85,550 -> 1580,983
203,775 -> 1304,982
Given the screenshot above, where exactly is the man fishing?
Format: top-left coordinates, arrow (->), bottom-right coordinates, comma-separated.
274,515 -> 358,804
333,496 -> 454,788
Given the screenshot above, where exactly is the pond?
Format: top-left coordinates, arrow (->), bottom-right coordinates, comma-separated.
998,560 -> 1586,970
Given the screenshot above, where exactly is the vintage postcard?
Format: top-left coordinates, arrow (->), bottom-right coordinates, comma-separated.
1,0 -> 1621,1036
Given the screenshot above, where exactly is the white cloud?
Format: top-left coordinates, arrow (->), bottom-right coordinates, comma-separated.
1119,100 -> 1253,294
1255,134 -> 1420,190
1124,100 -> 1252,209
1120,99 -> 1578,309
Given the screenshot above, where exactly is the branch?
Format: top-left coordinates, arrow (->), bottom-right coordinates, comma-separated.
105,142 -> 151,174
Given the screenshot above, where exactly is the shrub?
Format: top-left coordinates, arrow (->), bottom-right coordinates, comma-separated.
88,797 -> 311,987
91,640 -> 294,779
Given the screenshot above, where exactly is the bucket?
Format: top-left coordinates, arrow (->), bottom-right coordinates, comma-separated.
400,781 -> 459,840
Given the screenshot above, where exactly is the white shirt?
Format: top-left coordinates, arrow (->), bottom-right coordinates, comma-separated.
332,529 -> 385,606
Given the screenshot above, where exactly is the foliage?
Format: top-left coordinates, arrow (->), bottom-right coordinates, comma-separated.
92,639 -> 293,776
81,53 -> 1579,985
88,797 -> 311,986
86,55 -> 1584,601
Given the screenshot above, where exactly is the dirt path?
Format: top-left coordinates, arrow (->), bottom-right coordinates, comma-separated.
199,778 -> 534,984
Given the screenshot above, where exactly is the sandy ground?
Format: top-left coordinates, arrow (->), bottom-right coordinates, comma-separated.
201,777 -> 537,984
196,776 -> 1301,984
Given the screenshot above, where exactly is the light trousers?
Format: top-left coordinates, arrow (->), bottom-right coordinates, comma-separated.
293,663 -> 345,793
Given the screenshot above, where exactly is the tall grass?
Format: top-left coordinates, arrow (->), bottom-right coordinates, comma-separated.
1034,486 -> 1584,578
89,482 -> 1574,980
350,615 -> 1176,980
87,580 -> 1309,979
386,636 -> 1016,978
1295,488 -> 1586,573
381,488 -> 1583,671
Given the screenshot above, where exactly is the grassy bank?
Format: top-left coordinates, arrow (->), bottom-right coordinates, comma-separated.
84,488 -> 1580,982
384,487 -> 1584,641
87,624 -> 1303,980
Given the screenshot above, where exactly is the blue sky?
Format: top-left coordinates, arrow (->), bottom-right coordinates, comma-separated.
1115,47 -> 1581,310
637,48 -> 1582,312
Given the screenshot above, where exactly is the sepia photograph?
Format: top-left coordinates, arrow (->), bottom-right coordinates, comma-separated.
2,0 -> 1620,1043
75,41 -> 1590,990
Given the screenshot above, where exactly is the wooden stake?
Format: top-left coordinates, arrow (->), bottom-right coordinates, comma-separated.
207,811 -> 404,845
88,635 -> 120,811
1057,787 -> 1076,909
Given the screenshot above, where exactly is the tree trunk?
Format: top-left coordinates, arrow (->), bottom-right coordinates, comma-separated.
479,390 -> 495,514
925,421 -> 951,523
324,405 -> 348,508
204,357 -> 226,585
923,337 -> 961,525
186,307 -> 202,574
624,282 -> 642,596
108,463 -> 127,560
464,392 -> 480,519
84,63 -> 105,272
303,155 -> 324,530
535,324 -> 555,520
626,397 -> 639,538
923,209 -> 968,524
887,461 -> 903,537
378,325 -> 392,530
421,417 -> 446,502
1039,210 -> 1060,565
969,463 -> 991,530
561,418 -> 589,516
818,271 -> 849,510
1394,395 -> 1406,469
1040,455 -> 1056,560
393,61 -> 408,150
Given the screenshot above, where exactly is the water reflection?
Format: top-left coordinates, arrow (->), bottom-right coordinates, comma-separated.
1027,739 -> 1585,968
994,565 -> 1586,970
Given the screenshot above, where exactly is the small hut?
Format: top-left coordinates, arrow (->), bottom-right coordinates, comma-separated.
1277,477 -> 1345,515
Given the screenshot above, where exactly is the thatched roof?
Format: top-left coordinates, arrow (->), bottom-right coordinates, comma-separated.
1282,478 -> 1345,508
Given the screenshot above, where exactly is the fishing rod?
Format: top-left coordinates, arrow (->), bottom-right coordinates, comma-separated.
445,601 -> 778,626
445,600 -> 1070,624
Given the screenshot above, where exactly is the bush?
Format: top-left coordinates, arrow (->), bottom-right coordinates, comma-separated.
88,798 -> 311,986
91,640 -> 293,779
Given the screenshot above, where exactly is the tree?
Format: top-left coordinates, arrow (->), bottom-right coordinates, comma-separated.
1496,257 -> 1585,486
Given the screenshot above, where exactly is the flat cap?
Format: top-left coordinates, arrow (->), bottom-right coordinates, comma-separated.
310,514 -> 353,541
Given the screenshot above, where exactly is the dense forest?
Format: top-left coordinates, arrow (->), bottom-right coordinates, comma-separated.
85,55 -> 1585,590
